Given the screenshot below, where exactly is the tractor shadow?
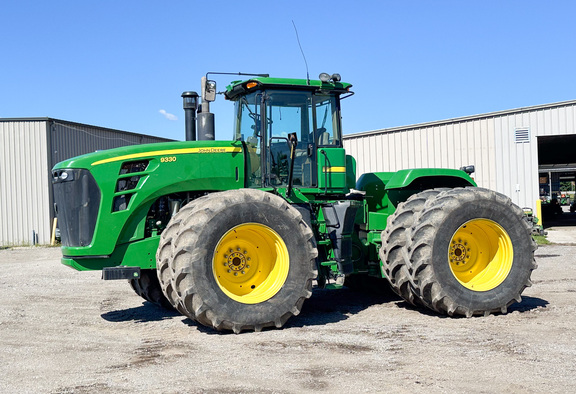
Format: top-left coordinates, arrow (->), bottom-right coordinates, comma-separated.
393,295 -> 548,318
507,296 -> 549,312
178,285 -> 401,334
100,284 -> 400,332
100,288 -> 548,330
101,303 -> 181,323
290,282 -> 548,326
285,283 -> 400,329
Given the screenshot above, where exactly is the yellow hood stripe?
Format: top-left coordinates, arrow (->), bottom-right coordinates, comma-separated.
92,146 -> 243,166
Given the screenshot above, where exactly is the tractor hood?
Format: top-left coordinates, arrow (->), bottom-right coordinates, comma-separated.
53,140 -> 242,171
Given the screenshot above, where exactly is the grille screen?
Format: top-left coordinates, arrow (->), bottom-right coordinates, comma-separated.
120,160 -> 149,174
52,169 -> 101,247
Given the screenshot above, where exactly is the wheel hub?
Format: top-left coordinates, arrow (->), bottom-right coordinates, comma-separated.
448,219 -> 514,291
212,223 -> 289,304
449,241 -> 470,265
224,250 -> 249,274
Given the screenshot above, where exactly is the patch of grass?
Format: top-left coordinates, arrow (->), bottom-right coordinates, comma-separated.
0,242 -> 30,249
532,235 -> 551,245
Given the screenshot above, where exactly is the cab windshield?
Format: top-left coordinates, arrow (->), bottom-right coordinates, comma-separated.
234,89 -> 342,188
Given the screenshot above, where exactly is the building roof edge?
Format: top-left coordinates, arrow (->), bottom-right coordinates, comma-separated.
343,99 -> 576,139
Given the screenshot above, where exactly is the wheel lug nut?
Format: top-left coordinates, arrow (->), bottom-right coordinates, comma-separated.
241,271 -> 245,274
234,272 -> 238,276
227,269 -> 231,273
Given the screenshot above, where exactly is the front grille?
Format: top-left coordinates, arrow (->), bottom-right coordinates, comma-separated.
120,160 -> 149,174
116,176 -> 140,192
52,169 -> 101,247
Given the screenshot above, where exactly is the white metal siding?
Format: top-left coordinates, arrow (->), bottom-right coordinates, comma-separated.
0,121 -> 51,245
344,119 -> 498,189
343,100 -> 576,213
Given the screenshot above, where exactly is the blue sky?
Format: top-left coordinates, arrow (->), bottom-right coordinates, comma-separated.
2,1 -> 575,141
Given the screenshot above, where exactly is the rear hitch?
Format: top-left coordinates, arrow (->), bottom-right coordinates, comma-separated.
102,266 -> 141,280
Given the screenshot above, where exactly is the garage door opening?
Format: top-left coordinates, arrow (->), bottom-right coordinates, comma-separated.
538,134 -> 576,228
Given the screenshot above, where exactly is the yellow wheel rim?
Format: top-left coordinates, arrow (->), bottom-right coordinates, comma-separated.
448,219 -> 514,291
212,223 -> 289,304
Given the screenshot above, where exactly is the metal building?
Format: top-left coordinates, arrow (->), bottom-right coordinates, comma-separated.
344,99 -> 576,214
0,118 -> 172,246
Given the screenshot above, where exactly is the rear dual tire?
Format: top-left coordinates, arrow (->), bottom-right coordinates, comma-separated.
381,187 -> 537,317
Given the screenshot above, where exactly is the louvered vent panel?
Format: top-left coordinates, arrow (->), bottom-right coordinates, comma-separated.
515,128 -> 530,143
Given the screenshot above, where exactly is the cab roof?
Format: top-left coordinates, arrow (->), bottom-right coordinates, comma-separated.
225,77 -> 353,100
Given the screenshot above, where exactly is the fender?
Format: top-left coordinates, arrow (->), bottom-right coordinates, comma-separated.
356,168 -> 476,231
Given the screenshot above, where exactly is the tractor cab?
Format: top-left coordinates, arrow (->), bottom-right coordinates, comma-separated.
225,76 -> 354,195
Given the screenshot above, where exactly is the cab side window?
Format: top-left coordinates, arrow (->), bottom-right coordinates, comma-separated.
314,95 -> 339,146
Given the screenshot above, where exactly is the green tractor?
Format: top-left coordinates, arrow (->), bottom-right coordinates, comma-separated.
52,72 -> 537,333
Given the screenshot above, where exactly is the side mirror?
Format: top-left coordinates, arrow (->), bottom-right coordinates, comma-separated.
201,76 -> 217,102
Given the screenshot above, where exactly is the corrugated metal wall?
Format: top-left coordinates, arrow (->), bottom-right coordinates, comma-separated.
48,119 -> 170,168
344,118 -> 498,190
0,120 -> 51,245
494,103 -> 576,209
344,100 -> 576,211
0,118 -> 172,246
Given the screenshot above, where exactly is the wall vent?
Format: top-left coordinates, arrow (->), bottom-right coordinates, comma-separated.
514,127 -> 530,143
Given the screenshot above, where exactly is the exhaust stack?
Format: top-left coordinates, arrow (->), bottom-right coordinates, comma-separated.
181,91 -> 199,141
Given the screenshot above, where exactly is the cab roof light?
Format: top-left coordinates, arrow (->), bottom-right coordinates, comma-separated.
319,72 -> 342,83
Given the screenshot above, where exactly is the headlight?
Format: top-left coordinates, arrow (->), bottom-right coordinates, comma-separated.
52,169 -> 75,183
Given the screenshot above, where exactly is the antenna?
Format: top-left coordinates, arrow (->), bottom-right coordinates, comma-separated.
292,20 -> 310,85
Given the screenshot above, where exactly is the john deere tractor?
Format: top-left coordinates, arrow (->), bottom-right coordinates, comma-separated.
52,72 -> 537,333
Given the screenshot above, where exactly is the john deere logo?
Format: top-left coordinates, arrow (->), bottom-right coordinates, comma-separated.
198,148 -> 227,153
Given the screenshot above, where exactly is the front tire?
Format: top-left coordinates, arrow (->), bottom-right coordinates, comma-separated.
156,189 -> 318,333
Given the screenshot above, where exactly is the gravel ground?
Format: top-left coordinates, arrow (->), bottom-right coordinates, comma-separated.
1,245 -> 575,393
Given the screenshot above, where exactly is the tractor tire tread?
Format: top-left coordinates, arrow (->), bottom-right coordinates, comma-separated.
379,189 -> 447,305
